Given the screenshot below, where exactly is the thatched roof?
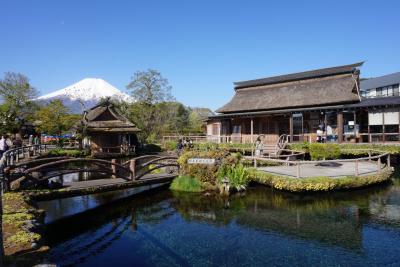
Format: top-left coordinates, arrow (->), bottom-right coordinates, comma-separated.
83,101 -> 140,133
216,63 -> 363,114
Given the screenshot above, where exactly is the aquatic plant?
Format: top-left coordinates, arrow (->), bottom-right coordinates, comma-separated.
170,175 -> 204,192
217,163 -> 249,191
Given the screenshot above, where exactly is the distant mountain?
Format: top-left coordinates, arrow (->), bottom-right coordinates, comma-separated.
36,78 -> 133,113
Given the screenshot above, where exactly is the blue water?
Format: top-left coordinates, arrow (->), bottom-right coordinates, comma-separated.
21,172 -> 400,266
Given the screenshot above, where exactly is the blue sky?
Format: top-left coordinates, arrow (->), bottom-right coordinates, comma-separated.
0,0 -> 399,110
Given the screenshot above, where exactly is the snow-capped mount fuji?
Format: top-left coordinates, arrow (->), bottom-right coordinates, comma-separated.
37,78 -> 133,113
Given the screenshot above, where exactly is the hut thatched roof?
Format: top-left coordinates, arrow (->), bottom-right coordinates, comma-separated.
83,101 -> 140,133
216,62 -> 363,114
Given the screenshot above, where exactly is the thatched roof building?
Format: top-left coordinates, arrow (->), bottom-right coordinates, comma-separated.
208,62 -> 400,145
217,62 -> 362,113
81,100 -> 140,157
83,102 -> 140,133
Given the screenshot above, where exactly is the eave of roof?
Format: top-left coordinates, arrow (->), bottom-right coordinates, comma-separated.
209,96 -> 400,120
234,62 -> 364,89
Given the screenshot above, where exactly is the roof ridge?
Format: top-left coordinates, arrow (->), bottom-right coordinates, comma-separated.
234,62 -> 364,89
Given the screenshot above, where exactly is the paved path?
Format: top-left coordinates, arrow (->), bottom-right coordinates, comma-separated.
258,161 -> 382,178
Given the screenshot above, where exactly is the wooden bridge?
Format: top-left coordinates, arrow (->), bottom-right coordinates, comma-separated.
0,145 -> 179,195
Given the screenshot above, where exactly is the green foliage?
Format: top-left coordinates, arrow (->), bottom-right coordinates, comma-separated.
127,69 -> 173,105
288,142 -> 310,152
248,167 -> 393,192
34,99 -> 80,135
0,72 -> 38,133
217,163 -> 249,191
339,143 -> 400,155
193,142 -> 253,152
46,148 -> 86,157
308,143 -> 341,160
178,150 -> 228,184
289,143 -> 400,155
125,69 -> 187,142
163,141 -> 177,151
170,175 -> 204,192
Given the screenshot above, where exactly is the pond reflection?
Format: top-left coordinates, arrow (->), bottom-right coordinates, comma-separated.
28,171 -> 400,266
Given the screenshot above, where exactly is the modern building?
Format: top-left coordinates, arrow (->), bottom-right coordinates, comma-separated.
361,72 -> 400,98
207,63 -> 400,144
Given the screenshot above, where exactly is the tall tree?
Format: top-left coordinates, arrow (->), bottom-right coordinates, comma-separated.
126,69 -> 174,142
0,72 -> 38,133
34,99 -> 79,136
127,69 -> 173,105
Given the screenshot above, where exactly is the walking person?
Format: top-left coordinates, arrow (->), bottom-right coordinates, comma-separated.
5,135 -> 13,150
28,134 -> 33,146
0,135 -> 6,158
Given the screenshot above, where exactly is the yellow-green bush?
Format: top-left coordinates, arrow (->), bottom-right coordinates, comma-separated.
289,143 -> 400,155
178,150 -> 228,184
248,167 -> 393,192
309,143 -> 340,160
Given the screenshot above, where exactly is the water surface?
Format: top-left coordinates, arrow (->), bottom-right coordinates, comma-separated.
27,169 -> 400,266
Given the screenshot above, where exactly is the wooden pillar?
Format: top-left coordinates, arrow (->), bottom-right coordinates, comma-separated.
378,157 -> 381,174
355,159 -> 359,176
130,160 -> 136,180
382,111 -> 385,143
296,163 -> 300,178
353,110 -> 357,138
250,118 -> 254,143
324,112 -> 328,141
337,111 -> 344,143
289,114 -> 294,143
111,159 -> 117,178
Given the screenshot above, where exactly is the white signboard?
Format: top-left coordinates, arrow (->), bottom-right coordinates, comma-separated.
188,158 -> 215,165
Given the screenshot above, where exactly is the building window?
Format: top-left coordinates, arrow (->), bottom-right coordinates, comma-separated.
394,84 -> 399,96
374,84 -> 399,98
232,125 -> 241,134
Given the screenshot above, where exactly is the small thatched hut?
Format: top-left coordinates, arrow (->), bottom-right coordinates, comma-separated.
81,101 -> 140,156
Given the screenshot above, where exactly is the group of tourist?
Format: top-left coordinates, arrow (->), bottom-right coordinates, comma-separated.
0,134 -> 41,158
177,138 -> 194,153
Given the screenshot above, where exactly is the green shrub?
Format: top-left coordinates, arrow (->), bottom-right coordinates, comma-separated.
248,167 -> 393,192
170,175 -> 204,192
217,163 -> 249,191
193,142 -> 253,152
178,150 -> 228,184
142,144 -> 162,153
163,141 -> 177,151
288,143 -> 400,155
309,143 -> 340,160
46,148 -> 85,157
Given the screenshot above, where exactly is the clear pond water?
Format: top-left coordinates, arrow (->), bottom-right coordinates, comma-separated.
18,169 -> 400,266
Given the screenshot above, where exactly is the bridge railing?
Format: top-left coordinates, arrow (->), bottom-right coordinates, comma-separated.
123,155 -> 179,180
0,144 -> 55,169
2,154 -> 179,191
246,149 -> 391,178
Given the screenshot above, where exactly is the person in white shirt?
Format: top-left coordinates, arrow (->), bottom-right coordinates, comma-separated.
0,135 -> 7,157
